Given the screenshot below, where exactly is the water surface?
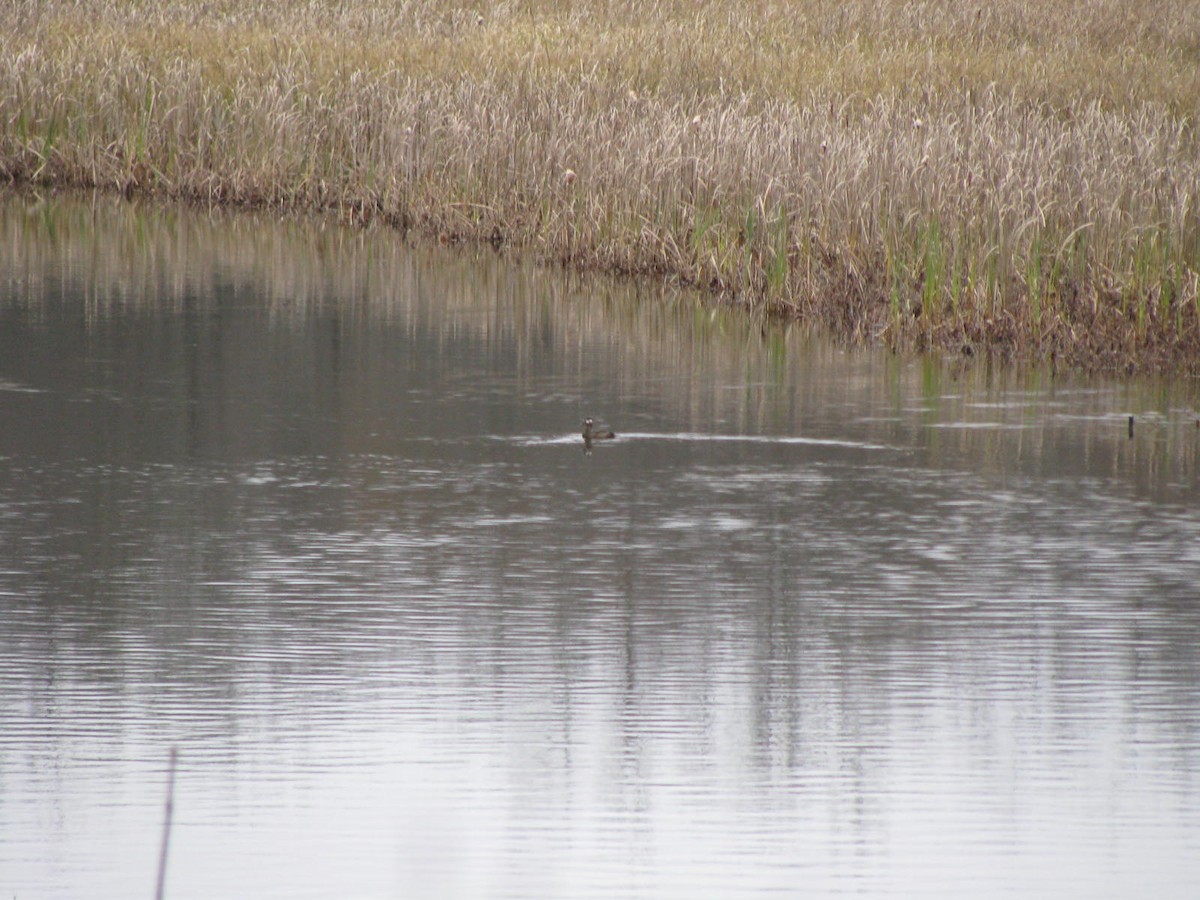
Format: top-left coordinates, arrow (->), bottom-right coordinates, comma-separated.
1,193 -> 1199,898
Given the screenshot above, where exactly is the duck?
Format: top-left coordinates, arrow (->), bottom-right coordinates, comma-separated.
581,417 -> 615,442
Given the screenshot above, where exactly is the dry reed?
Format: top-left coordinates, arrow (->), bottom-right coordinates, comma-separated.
3,0 -> 1199,372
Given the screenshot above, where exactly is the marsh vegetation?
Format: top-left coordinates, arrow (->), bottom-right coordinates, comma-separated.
3,0 -> 1199,371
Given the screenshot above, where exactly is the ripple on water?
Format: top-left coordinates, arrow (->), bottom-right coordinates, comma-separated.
2,193 -> 1200,899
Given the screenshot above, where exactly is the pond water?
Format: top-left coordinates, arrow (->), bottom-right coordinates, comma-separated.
1,192 -> 1199,899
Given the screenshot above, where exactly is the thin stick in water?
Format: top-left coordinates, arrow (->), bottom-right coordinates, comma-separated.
155,746 -> 179,900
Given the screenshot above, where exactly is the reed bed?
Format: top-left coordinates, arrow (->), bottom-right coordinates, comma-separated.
4,0 -> 1199,372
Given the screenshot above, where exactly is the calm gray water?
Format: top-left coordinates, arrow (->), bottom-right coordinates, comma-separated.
1,192 -> 1199,899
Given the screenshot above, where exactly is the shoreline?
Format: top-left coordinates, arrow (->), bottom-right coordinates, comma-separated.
4,0 -> 1199,375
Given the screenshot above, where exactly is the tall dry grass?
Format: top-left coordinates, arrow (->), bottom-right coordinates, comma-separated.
3,0 -> 1199,371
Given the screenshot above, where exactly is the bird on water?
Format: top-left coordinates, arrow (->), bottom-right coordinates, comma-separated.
581,417 -> 615,442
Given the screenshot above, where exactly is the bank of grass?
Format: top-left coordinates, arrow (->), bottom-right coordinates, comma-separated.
4,0 -> 1200,372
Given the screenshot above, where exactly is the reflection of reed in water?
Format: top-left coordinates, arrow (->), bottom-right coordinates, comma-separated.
3,191 -> 1198,496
